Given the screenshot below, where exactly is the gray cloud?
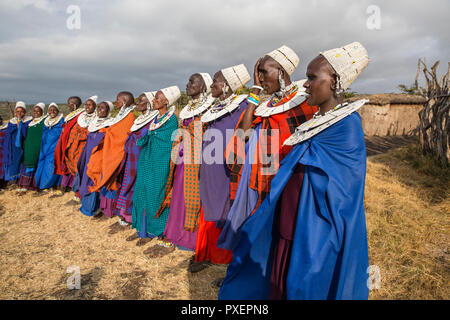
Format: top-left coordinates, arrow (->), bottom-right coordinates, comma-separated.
0,0 -> 448,104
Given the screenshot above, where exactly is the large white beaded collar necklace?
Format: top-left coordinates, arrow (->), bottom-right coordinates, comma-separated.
64,108 -> 85,123
77,111 -> 96,128
88,114 -> 112,132
283,99 -> 369,146
9,115 -> 33,125
148,105 -> 176,131
130,109 -> 159,132
44,113 -> 64,128
106,105 -> 136,127
28,115 -> 48,127
254,79 -> 307,118
179,93 -> 215,120
200,94 -> 247,123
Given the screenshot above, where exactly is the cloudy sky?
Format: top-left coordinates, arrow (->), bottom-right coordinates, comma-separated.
0,0 -> 448,104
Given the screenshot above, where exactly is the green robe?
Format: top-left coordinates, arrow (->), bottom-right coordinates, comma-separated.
132,114 -> 178,237
23,119 -> 46,169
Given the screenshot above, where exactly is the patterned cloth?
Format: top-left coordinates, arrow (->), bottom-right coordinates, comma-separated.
226,100 -> 317,210
100,187 -> 119,218
54,114 -> 82,176
18,166 -> 38,191
65,123 -> 89,176
132,113 -> 178,237
157,117 -> 204,232
115,124 -> 150,223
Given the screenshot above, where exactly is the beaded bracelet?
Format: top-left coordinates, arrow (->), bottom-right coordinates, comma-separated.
247,97 -> 259,105
249,93 -> 260,101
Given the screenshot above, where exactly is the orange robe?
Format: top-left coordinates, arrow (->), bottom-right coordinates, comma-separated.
87,112 -> 136,193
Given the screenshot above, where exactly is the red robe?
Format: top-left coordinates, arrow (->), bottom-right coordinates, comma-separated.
54,114 -> 82,175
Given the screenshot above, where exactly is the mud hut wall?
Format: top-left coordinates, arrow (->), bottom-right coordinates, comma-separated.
358,103 -> 423,136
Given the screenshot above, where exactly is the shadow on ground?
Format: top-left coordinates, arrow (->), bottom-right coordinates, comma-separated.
365,135 -> 418,157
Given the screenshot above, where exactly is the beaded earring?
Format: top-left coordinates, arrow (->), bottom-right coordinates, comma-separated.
278,70 -> 286,92
334,75 -> 344,95
222,83 -> 229,97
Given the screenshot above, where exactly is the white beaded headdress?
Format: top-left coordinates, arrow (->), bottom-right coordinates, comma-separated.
104,101 -> 114,112
15,101 -> 26,110
160,86 -> 181,106
144,91 -> 157,107
320,42 -> 369,91
221,64 -> 251,93
199,73 -> 213,94
265,45 -> 300,76
48,102 -> 60,111
86,95 -> 98,104
34,102 -> 45,113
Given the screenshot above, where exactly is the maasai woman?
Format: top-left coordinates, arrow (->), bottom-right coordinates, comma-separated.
218,45 -> 316,251
2,101 -> 32,183
54,96 -> 84,196
0,116 -> 8,190
132,86 -> 180,257
17,102 -> 47,193
219,42 -> 370,300
34,103 -> 64,191
65,96 -> 97,199
120,92 -> 158,245
78,101 -> 112,217
157,73 -> 214,254
86,91 -> 136,233
191,64 -> 250,273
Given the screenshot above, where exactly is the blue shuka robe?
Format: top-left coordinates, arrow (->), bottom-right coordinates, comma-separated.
2,118 -> 31,181
219,112 -> 369,300
34,117 -> 64,189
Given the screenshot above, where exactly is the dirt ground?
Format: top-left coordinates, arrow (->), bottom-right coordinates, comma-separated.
0,190 -> 227,300
0,136 -> 448,300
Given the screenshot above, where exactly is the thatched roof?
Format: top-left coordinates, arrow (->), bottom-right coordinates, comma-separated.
346,93 -> 426,105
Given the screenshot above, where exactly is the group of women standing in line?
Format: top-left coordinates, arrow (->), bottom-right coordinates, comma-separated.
0,101 -> 64,193
1,41 -> 371,300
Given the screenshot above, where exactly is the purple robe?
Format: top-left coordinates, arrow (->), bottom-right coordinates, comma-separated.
60,173 -> 75,188
78,131 -> 105,198
164,119 -> 198,250
116,125 -> 149,223
216,124 -> 259,250
199,101 -> 247,227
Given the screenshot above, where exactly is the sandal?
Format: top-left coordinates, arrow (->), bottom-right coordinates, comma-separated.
125,233 -> 139,242
143,242 -> 175,258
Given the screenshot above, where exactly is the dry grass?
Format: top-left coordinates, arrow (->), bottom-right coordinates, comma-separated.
0,191 -> 227,300
0,140 -> 448,300
365,143 -> 449,299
